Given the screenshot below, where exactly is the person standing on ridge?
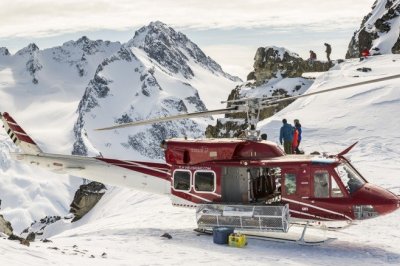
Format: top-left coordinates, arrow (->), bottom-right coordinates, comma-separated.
308,50 -> 317,67
293,119 -> 302,154
280,119 -> 294,154
324,43 -> 332,63
309,50 -> 317,61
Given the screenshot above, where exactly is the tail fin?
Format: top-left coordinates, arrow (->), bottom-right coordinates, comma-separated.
0,112 -> 42,155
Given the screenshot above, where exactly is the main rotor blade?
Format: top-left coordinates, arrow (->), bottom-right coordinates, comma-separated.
262,73 -> 400,106
95,106 -> 240,131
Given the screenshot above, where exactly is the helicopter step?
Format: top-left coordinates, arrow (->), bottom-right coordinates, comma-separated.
196,204 -> 290,232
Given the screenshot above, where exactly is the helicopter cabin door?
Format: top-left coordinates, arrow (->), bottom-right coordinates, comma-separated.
221,167 -> 249,203
281,166 -> 311,199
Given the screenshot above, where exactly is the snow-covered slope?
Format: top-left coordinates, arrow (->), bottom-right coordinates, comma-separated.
0,38 -> 122,232
127,21 -> 241,110
73,21 -> 241,159
258,54 -> 400,181
0,22 -> 240,233
1,55 -> 398,266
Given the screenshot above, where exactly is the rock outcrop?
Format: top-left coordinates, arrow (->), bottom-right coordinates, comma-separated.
21,216 -> 62,239
69,182 -> 107,222
250,46 -> 331,85
0,214 -> 13,236
16,43 -> 43,84
346,0 -> 400,58
0,47 -> 10,56
207,46 -> 317,138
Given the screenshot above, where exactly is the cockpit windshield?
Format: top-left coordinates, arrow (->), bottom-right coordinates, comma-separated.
334,163 -> 366,195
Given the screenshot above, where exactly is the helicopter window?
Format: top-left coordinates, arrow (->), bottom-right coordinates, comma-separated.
173,170 -> 191,191
194,171 -> 215,192
314,170 -> 329,198
335,163 -> 366,194
331,175 -> 344,197
284,173 -> 296,195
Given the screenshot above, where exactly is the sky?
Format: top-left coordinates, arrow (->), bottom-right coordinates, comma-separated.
0,0 -> 376,79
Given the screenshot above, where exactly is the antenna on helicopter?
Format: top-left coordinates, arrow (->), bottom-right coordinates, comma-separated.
95,73 -> 400,139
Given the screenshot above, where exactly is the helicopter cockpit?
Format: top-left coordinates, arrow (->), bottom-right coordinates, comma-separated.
334,162 -> 367,195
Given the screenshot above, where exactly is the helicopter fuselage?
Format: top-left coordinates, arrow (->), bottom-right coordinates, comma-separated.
2,113 -> 399,225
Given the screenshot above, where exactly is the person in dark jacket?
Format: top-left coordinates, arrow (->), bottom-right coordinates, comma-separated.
279,119 -> 294,154
293,119 -> 302,154
324,43 -> 332,63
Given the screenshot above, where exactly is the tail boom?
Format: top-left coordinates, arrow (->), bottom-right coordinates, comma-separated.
12,152 -> 171,195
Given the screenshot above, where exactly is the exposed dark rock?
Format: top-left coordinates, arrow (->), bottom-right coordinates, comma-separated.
0,47 -> 10,56
0,214 -> 13,236
21,215 -> 61,239
205,119 -> 248,138
26,232 -> 35,242
252,47 -> 331,85
115,114 -> 133,124
247,71 -> 256,81
346,0 -> 400,58
41,238 -> 53,243
8,234 -> 30,246
356,67 -> 372,72
161,233 -> 172,239
69,182 -> 107,222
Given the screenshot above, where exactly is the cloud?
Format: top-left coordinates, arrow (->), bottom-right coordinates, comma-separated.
0,0 -> 374,38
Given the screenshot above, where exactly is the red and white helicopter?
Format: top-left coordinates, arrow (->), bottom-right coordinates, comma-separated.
1,74 -> 399,243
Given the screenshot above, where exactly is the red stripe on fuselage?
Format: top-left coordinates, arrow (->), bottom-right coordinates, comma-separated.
96,158 -> 171,180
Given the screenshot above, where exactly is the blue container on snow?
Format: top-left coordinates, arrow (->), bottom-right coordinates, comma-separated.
213,227 -> 234,245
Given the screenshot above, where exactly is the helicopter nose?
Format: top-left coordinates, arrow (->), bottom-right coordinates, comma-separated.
373,196 -> 400,216
352,184 -> 400,220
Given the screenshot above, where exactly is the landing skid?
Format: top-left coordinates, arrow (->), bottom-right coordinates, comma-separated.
194,223 -> 336,246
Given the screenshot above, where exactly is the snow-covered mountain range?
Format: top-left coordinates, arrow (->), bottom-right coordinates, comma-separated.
0,21 -> 240,232
0,7 -> 400,264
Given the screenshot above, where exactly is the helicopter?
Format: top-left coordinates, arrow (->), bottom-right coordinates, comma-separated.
1,73 -> 400,243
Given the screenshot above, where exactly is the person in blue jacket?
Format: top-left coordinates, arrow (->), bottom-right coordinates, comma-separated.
279,119 -> 294,154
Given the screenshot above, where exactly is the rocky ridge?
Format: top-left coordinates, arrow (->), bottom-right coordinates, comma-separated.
346,0 -> 400,58
249,46 -> 331,85
0,47 -> 10,56
73,22 -> 237,159
207,46 -> 318,138
127,21 -> 241,82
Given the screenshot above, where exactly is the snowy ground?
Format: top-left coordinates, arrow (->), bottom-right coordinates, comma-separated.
1,55 -> 400,265
1,189 -> 399,265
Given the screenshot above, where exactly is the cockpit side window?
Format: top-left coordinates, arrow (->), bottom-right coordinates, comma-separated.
335,163 -> 366,195
314,170 -> 329,198
331,175 -> 344,198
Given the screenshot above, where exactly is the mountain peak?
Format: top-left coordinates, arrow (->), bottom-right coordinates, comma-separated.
0,47 -> 10,56
148,20 -> 168,28
126,21 -> 241,81
16,43 -> 39,56
61,36 -> 121,56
